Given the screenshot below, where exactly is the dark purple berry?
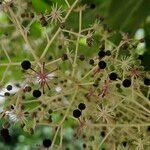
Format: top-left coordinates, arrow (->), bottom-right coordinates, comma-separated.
78,103 -> 86,110
122,79 -> 131,88
6,85 -> 12,91
98,50 -> 106,58
43,139 -> 52,148
98,61 -> 106,69
73,109 -> 81,118
21,60 -> 31,70
109,72 -> 117,81
32,90 -> 41,98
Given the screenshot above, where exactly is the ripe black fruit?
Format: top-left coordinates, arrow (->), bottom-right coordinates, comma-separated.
21,60 -> 31,70
98,50 -> 106,58
6,85 -> 12,91
43,139 -> 52,148
33,90 -> 41,98
122,79 -> 131,88
98,61 -> 106,69
78,103 -> 86,110
109,72 -> 117,81
100,131 -> 105,137
122,141 -> 127,147
144,78 -> 150,86
73,109 -> 81,118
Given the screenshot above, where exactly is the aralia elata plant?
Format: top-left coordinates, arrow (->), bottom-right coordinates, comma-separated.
0,0 -> 150,149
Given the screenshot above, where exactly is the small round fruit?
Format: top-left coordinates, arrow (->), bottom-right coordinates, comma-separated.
78,103 -> 86,110
21,60 -> 31,70
98,61 -> 106,69
43,139 -> 52,148
122,79 -> 131,88
109,72 -> 117,81
98,50 -> 106,58
73,109 -> 81,118
32,90 -> 41,98
144,78 -> 150,86
6,85 -> 12,91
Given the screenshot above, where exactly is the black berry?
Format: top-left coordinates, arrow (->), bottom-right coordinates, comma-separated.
78,103 -> 86,110
21,60 -> 31,70
122,141 -> 127,147
32,90 -> 41,98
73,109 -> 81,118
98,50 -> 106,58
122,79 -> 131,88
43,139 -> 52,148
144,78 -> 150,86
98,61 -> 106,69
109,72 -> 117,80
6,85 -> 12,91
83,143 -> 86,148
100,131 -> 105,137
